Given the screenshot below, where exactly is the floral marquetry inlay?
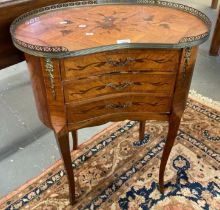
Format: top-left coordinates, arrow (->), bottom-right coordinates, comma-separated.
11,0 -> 210,58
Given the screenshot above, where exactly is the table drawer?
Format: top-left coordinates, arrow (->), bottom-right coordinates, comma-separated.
66,93 -> 171,123
63,73 -> 176,102
62,49 -> 180,79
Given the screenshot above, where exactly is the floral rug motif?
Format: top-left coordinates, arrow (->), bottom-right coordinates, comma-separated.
0,97 -> 220,210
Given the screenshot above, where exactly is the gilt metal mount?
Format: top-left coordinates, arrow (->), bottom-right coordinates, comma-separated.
182,47 -> 192,80
45,58 -> 56,99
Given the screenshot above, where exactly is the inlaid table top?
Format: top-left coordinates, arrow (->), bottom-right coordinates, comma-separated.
10,0 -> 211,57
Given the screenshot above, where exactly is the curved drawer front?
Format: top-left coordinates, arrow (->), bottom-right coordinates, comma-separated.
63,73 -> 176,102
62,49 -> 180,79
66,94 -> 171,123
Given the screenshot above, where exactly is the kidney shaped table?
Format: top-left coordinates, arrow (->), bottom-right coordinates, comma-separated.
10,0 -> 211,205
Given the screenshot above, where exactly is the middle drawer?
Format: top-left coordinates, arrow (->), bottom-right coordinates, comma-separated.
63,73 -> 176,102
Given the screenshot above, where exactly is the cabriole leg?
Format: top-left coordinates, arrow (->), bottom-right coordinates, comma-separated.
71,130 -> 78,150
159,113 -> 181,193
55,132 -> 76,205
139,120 -> 146,140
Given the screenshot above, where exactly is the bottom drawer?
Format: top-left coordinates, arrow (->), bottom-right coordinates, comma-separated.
66,94 -> 171,123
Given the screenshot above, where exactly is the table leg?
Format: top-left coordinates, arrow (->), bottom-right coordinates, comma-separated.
55,132 -> 76,205
159,113 -> 181,193
139,120 -> 146,140
210,8 -> 220,56
211,0 -> 218,9
71,130 -> 78,150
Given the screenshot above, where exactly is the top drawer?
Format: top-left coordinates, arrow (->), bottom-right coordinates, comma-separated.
61,49 -> 180,79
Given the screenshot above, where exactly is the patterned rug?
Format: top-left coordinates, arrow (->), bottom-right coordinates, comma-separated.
0,95 -> 220,210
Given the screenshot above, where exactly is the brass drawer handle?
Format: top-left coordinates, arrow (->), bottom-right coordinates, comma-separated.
106,81 -> 134,91
106,57 -> 136,67
106,102 -> 132,110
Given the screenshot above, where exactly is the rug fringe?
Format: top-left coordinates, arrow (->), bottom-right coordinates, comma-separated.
189,89 -> 220,111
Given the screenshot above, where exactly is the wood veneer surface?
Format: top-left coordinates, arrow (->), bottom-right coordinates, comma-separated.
62,49 -> 180,79
14,5 -> 208,51
9,0 -> 208,204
